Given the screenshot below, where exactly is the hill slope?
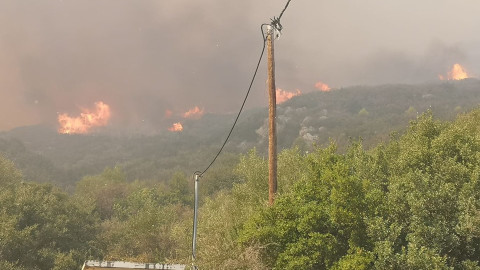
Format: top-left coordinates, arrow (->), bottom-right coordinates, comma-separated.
1,79 -> 480,188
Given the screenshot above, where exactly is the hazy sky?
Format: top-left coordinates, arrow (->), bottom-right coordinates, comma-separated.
1,0 -> 479,131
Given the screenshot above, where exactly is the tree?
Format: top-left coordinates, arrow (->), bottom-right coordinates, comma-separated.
239,143 -> 375,269
0,153 -> 23,187
75,167 -> 130,219
0,181 -> 100,269
237,109 -> 480,269
194,148 -> 269,269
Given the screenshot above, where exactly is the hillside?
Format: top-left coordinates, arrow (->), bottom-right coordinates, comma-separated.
1,79 -> 480,188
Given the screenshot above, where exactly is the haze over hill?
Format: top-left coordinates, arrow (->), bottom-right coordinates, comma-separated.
1,80 -> 480,189
1,0 -> 479,131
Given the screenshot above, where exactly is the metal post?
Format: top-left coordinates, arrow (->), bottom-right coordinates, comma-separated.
192,174 -> 199,264
267,25 -> 278,206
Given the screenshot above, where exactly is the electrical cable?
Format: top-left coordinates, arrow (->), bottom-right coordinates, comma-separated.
271,0 -> 294,33
191,1 -> 293,266
278,0 -> 292,22
194,0 -> 294,178
195,25 -> 268,178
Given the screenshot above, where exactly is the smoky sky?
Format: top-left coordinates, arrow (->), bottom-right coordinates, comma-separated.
1,0 -> 479,131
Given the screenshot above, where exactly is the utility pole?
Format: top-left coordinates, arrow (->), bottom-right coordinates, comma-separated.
192,173 -> 199,270
189,1 -> 293,266
267,25 -> 277,206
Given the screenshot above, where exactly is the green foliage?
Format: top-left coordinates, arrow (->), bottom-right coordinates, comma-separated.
364,111 -> 480,269
233,109 -> 480,269
75,167 -> 130,219
200,152 -> 240,198
358,107 -> 369,116
0,260 -> 28,270
0,153 -> 23,187
195,148 -> 269,269
5,91 -> 480,269
101,203 -> 190,263
164,172 -> 193,206
331,248 -> 373,270
277,147 -> 308,193
0,180 -> 100,269
239,143 -> 374,269
234,148 -> 269,203
76,170 -> 195,264
405,105 -> 416,117
0,137 -> 67,187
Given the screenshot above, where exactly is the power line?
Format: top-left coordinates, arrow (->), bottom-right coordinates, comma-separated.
191,24 -> 269,267
196,25 -> 268,177
191,1 -> 294,266
194,0 -> 294,178
271,0 -> 293,33
278,0 -> 292,22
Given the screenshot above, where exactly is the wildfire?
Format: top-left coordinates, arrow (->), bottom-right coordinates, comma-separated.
439,63 -> 470,80
183,106 -> 204,119
315,81 -> 331,92
168,122 -> 183,132
165,109 -> 173,118
276,89 -> 301,104
58,101 -> 111,134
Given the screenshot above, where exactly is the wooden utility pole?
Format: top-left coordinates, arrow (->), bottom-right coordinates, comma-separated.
267,26 -> 277,206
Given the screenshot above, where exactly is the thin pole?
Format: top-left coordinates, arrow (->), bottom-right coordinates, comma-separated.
192,174 -> 199,263
267,26 -> 277,206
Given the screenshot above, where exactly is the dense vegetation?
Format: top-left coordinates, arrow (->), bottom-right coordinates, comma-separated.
2,105 -> 480,269
195,109 -> 480,269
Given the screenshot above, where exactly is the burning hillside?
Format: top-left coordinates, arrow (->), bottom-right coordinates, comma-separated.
315,81 -> 331,92
165,106 -> 205,132
168,122 -> 183,132
183,106 -> 205,119
439,64 -> 471,81
276,89 -> 301,104
57,102 -> 111,134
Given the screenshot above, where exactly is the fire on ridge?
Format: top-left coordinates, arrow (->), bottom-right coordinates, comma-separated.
276,81 -> 331,104
57,101 -> 111,134
166,106 -> 204,133
276,89 -> 301,104
315,81 -> 331,92
182,106 -> 204,119
439,63 -> 471,81
56,81 -> 334,134
168,122 -> 183,132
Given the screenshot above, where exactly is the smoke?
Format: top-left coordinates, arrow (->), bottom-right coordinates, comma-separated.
340,41 -> 469,86
1,0 -> 479,131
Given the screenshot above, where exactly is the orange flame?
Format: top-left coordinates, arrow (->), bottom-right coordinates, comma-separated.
58,101 -> 111,134
165,109 -> 173,118
315,81 -> 331,91
183,106 -> 204,119
276,89 -> 301,104
439,63 -> 470,80
168,122 -> 183,132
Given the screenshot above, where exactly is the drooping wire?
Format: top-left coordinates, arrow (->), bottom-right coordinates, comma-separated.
195,1 -> 293,178
191,3 -> 293,268
278,0 -> 292,22
194,1 -> 293,178
271,0 -> 293,34
196,25 -> 268,177
192,27 -> 268,267
195,25 -> 269,178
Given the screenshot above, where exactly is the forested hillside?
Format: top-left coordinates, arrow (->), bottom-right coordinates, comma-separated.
1,80 -> 480,189
195,109 -> 480,269
2,105 -> 480,269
